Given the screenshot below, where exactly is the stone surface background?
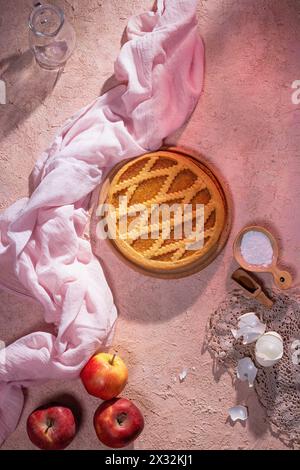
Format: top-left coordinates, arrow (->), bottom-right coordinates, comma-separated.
0,0 -> 299,450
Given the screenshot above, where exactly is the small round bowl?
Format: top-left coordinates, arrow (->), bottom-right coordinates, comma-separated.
233,225 -> 292,290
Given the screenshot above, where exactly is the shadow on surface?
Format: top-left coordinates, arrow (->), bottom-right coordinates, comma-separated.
0,50 -> 61,142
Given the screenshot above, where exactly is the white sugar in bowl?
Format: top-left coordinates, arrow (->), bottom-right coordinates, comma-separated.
255,331 -> 283,367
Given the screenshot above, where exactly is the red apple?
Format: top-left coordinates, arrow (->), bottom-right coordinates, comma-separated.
27,406 -> 76,450
80,352 -> 128,400
94,397 -> 144,448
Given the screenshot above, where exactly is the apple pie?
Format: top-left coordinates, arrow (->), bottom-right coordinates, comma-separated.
97,149 -> 230,277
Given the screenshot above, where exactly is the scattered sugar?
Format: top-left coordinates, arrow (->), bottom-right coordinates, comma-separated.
240,230 -> 273,267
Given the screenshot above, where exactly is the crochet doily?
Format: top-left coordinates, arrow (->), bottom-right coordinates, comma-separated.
205,289 -> 300,448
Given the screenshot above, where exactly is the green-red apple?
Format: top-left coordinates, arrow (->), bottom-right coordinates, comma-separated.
80,352 -> 128,400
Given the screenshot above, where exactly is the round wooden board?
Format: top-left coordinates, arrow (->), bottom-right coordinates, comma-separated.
90,146 -> 233,279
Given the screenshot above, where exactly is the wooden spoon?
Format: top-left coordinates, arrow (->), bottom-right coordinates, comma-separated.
233,225 -> 292,290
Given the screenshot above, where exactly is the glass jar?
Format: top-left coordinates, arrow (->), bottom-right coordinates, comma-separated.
29,3 -> 76,70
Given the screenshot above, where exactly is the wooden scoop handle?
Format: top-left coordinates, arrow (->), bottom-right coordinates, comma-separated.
272,267 -> 293,290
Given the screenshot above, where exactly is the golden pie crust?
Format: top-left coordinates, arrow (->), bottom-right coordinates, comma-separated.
98,149 -> 230,277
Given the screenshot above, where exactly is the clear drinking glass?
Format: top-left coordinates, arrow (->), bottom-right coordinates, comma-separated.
29,3 -> 76,70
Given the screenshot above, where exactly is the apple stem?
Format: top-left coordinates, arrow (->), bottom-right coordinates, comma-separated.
117,412 -> 127,426
45,419 -> 54,434
109,353 -> 116,365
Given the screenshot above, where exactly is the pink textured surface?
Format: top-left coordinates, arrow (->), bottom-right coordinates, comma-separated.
0,0 -> 299,450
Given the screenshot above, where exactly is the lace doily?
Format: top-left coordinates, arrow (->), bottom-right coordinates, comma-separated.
205,289 -> 300,448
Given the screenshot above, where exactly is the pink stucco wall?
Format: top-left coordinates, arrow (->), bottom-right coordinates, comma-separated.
0,0 -> 299,449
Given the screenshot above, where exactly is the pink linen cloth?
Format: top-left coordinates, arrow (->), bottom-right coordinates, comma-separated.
0,0 -> 204,445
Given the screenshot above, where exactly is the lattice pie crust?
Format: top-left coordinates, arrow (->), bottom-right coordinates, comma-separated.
101,150 -> 226,273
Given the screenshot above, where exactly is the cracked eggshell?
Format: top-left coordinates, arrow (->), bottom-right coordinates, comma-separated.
228,405 -> 248,422
255,331 -> 283,367
237,357 -> 257,387
179,368 -> 188,382
232,312 -> 266,345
